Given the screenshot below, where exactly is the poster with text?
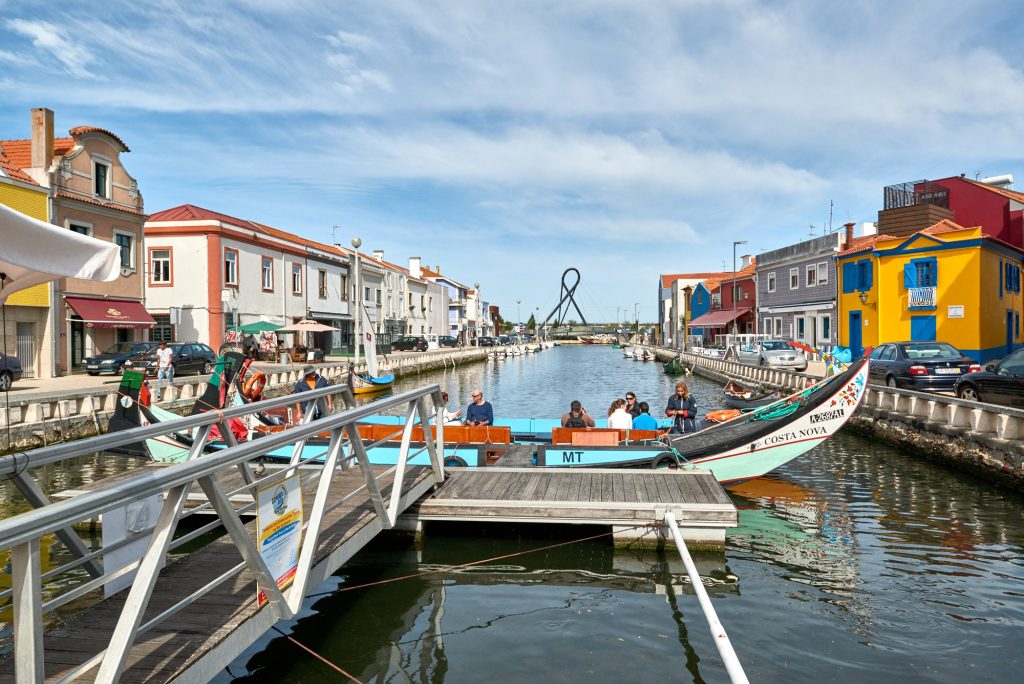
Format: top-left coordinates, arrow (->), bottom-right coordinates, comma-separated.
256,474 -> 303,607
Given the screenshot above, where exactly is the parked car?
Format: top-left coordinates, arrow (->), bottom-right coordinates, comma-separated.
954,349 -> 1024,406
498,335 -> 511,345
391,335 -> 429,352
478,336 -> 497,347
136,342 -> 218,376
735,340 -> 808,372
0,351 -> 23,391
867,342 -> 979,391
438,335 -> 460,348
83,341 -> 158,375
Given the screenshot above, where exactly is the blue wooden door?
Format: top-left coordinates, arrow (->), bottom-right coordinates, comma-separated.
848,311 -> 862,358
910,315 -> 936,341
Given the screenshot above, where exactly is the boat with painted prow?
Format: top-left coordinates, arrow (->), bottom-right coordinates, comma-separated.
534,357 -> 870,482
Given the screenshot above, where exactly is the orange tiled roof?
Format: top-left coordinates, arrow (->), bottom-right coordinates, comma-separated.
661,272 -> 728,288
54,189 -> 145,216
419,266 -> 441,278
920,219 -> 976,236
69,126 -> 129,151
837,234 -> 884,257
0,150 -> 37,185
0,138 -> 75,170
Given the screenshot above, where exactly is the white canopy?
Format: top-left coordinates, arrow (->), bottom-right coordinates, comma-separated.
0,201 -> 121,304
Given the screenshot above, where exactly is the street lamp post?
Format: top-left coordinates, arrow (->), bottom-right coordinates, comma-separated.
634,302 -> 639,335
682,284 -> 693,352
474,282 -> 480,346
517,299 -> 521,333
348,237 -> 363,367
732,240 -> 747,341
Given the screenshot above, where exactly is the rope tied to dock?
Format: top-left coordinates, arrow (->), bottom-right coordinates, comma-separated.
272,626 -> 366,683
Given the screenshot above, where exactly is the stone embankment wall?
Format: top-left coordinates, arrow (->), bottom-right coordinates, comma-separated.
653,346 -> 1024,493
0,348 -> 487,454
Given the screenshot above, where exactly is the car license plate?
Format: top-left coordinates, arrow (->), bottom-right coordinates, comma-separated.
934,367 -> 960,375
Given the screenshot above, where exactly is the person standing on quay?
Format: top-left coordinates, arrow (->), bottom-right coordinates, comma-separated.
464,389 -> 493,426
666,381 -> 697,434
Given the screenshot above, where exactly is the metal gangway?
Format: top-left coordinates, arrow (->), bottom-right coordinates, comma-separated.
0,382 -> 448,682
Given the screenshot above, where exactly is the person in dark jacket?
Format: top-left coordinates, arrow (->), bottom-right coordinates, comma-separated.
665,381 -> 697,434
294,365 -> 332,421
624,392 -> 641,418
464,389 -> 493,426
561,400 -> 595,428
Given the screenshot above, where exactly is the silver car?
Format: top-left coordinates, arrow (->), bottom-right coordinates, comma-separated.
736,339 -> 808,371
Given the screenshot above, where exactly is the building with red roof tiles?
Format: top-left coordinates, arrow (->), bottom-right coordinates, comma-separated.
0,108 -> 149,376
685,255 -> 758,343
658,270 -> 731,345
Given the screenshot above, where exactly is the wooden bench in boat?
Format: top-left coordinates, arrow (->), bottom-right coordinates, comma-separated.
551,427 -> 664,446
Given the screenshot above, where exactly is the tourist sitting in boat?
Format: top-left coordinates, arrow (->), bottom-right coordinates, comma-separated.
607,398 -> 633,429
441,392 -> 462,425
463,389 -> 493,426
624,392 -> 641,418
561,400 -> 595,428
666,381 -> 697,434
631,402 -> 658,430
294,364 -> 332,421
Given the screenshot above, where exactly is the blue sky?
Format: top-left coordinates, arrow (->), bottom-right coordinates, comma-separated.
2,0 -> 1023,324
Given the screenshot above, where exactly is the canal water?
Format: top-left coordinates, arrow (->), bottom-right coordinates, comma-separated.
213,346 -> 1024,683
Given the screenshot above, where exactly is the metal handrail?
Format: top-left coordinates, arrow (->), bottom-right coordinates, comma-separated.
0,384 -> 440,551
664,511 -> 749,684
0,382 -> 347,476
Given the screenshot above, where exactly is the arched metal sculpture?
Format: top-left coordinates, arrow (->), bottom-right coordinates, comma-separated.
543,268 -> 587,326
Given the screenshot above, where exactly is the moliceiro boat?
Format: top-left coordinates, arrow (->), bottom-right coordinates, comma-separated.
722,379 -> 782,409
352,305 -> 395,394
534,357 -> 869,482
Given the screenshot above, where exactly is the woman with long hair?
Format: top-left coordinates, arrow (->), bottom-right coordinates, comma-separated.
666,381 -> 697,434
607,398 -> 632,429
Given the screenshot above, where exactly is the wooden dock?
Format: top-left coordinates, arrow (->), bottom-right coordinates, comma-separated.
0,465 -> 436,683
408,467 -> 737,546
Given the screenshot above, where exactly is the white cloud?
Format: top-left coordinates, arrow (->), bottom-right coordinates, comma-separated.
6,19 -> 94,78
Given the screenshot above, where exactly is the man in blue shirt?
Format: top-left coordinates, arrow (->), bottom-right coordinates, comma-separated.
464,389 -> 493,426
631,402 -> 658,430
294,365 -> 332,421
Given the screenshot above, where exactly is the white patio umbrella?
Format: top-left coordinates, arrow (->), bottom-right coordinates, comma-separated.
277,319 -> 339,332
0,201 -> 120,303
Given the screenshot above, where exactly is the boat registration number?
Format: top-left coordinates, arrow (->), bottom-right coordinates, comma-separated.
934,367 -> 961,375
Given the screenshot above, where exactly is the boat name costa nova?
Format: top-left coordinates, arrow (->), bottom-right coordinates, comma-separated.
760,425 -> 829,447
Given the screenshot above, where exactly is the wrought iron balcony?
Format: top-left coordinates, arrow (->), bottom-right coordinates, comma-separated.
883,180 -> 949,210
908,286 -> 936,309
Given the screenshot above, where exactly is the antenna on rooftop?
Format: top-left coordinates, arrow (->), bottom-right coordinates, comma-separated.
809,224 -> 817,237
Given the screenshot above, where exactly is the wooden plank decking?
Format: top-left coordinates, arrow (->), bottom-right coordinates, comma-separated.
410,467 -> 737,540
0,465 -> 437,683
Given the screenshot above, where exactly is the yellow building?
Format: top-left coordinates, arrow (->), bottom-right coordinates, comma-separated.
0,157 -> 53,378
837,220 -> 1024,363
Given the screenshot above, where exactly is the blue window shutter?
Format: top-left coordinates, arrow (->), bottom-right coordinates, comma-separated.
926,257 -> 938,287
860,259 -> 873,291
904,263 -> 916,289
1000,261 -> 1004,297
842,261 -> 857,294
1016,265 -> 1021,293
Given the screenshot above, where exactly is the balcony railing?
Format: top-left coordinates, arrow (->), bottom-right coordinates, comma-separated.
908,286 -> 936,309
883,180 -> 949,210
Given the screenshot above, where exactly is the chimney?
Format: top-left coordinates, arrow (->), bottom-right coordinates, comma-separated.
434,264 -> 441,274
31,107 -> 54,171
740,254 -> 753,269
408,256 -> 421,279
372,249 -> 384,261
843,221 -> 855,246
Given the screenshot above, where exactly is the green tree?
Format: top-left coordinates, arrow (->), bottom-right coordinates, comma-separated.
526,313 -> 536,329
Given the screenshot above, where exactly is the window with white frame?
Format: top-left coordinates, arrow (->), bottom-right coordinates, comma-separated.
376,289 -> 382,305
817,262 -> 829,285
93,160 -> 111,198
820,315 -> 832,342
318,269 -> 328,298
149,248 -> 171,284
340,275 -> 349,300
68,221 -> 92,236
291,263 -> 302,294
764,318 -> 773,334
774,317 -> 783,336
113,230 -> 135,270
364,286 -> 371,301
789,268 -> 799,289
151,314 -> 173,342
223,248 -> 238,285
806,264 -> 817,287
767,272 -> 776,292
262,257 -> 273,291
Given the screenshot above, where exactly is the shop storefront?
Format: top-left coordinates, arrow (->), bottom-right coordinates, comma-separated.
65,296 -> 156,369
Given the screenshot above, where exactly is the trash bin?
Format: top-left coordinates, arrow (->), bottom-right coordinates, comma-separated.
279,352 -> 289,364
306,350 -> 316,362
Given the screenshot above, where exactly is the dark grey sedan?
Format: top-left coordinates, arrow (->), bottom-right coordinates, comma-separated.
954,349 -> 1024,406
0,351 -> 23,391
868,342 -> 980,391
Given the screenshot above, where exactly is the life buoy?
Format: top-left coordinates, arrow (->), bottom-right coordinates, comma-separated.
241,371 -> 267,400
705,409 -> 741,423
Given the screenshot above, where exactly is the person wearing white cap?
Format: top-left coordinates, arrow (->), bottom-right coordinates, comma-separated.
294,364 -> 332,421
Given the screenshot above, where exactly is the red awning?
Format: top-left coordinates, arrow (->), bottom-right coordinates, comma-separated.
689,307 -> 751,328
66,297 -> 156,329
